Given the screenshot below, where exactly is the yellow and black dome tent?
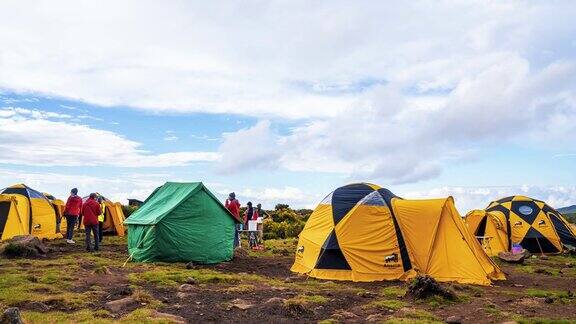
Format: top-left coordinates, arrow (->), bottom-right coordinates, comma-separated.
291,183 -> 504,285
0,184 -> 62,240
467,196 -> 576,254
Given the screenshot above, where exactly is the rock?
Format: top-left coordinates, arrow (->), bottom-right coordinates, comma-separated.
445,315 -> 462,323
185,277 -> 197,285
105,296 -> 137,313
0,235 -> 48,258
150,311 -> 186,324
270,286 -> 288,291
357,291 -> 376,298
178,284 -> 195,292
512,284 -> 524,287
233,247 -> 249,259
176,292 -> 190,299
498,251 -> 526,264
534,268 -> 553,275
539,255 -> 549,260
185,262 -> 196,269
366,314 -> 384,322
406,275 -> 456,300
94,266 -> 112,275
544,297 -> 554,304
27,301 -> 49,311
332,310 -> 358,319
501,321 -> 518,324
564,262 -> 574,268
265,297 -> 286,305
1,307 -> 23,324
230,298 -> 254,310
321,281 -> 334,285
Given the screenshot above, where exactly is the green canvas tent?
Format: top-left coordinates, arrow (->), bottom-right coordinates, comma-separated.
124,182 -> 241,263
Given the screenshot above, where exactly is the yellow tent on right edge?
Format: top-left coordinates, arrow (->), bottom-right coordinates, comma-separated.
291,183 -> 505,286
466,195 -> 576,254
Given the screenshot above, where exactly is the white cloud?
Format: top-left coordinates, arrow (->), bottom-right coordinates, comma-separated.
217,56 -> 576,183
1,107 -> 72,119
163,131 -> 178,141
210,183 -> 317,209
0,1 -> 574,120
402,185 -> 576,215
0,109 -> 219,167
217,120 -> 281,173
0,168 -> 164,203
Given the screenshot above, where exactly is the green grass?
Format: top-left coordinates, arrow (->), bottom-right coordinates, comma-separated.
363,299 -> 407,310
381,286 -> 407,298
525,288 -> 575,303
385,308 -> 442,323
22,308 -> 173,323
225,284 -> 256,293
128,268 -> 243,286
284,294 -> 328,306
247,238 -> 298,257
517,319 -> 576,324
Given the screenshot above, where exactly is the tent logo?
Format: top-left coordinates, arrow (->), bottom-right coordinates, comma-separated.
518,205 -> 533,215
538,220 -> 546,226
513,221 -> 523,227
384,253 -> 398,263
297,246 -> 305,254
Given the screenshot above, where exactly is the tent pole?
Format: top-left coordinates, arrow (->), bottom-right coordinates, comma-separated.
535,236 -> 544,256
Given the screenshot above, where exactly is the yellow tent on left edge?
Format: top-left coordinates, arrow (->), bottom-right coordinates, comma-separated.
0,184 -> 62,240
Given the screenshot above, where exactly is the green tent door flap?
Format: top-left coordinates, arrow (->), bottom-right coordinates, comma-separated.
125,182 -> 239,263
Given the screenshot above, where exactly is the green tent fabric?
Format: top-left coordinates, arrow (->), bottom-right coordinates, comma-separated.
125,182 -> 240,263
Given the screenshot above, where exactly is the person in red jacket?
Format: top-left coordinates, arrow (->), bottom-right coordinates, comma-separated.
82,193 -> 102,252
63,188 -> 83,244
225,192 -> 241,247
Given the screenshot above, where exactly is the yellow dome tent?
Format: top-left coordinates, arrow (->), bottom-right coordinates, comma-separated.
0,184 -> 62,240
468,196 -> 576,254
464,210 -> 509,256
291,183 -> 504,286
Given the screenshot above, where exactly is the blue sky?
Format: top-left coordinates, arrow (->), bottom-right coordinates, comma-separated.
0,1 -> 575,211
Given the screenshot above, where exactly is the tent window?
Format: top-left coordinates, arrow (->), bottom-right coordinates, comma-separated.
320,192 -> 333,205
358,191 -> 386,206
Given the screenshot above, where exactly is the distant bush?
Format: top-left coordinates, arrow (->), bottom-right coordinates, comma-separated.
564,213 -> 576,224
122,205 -> 139,218
237,203 -> 312,239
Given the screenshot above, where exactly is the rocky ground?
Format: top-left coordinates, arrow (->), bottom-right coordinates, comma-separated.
0,235 -> 575,323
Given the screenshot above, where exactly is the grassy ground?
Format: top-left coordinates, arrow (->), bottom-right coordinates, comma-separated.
0,235 -> 575,323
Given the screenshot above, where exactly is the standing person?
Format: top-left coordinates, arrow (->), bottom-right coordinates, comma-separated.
225,192 -> 241,247
97,197 -> 106,243
245,202 -> 254,229
82,193 -> 102,252
63,188 -> 82,244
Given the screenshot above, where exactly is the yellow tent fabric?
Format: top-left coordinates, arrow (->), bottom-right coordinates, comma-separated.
0,194 -> 27,240
291,183 -> 504,286
43,193 -> 66,234
468,196 -> 576,254
465,210 -> 509,256
0,184 -> 62,240
104,202 -> 126,237
84,194 -> 126,237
